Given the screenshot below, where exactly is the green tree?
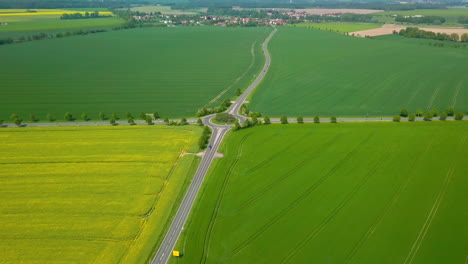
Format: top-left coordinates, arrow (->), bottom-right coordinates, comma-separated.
416,110 -> 424,117
233,120 -> 241,131
449,33 -> 459,41
445,107 -> 455,116
280,115 -> 288,124
423,112 -> 432,121
9,113 -> 18,121
99,112 -> 106,120
197,118 -> 203,126
29,113 -> 37,122
153,112 -> 160,119
408,113 -> 416,122
461,33 -> 468,42
81,112 -> 88,121
400,108 -> 409,117
164,117 -> 169,124
126,112 -> 133,118
330,116 -> 337,123
14,118 -> 22,127
454,112 -> 464,120
430,109 -> 439,117
146,116 -> 153,125
180,118 -> 188,125
313,116 -> 320,123
297,116 -> 304,124
140,112 -> 146,120
64,112 -> 73,121
252,116 -> 258,126
110,118 -> 116,125
439,113 -> 447,121
236,88 -> 242,96
47,113 -> 55,122
112,112 -> 118,120
128,117 -> 135,125
263,116 -> 271,124
243,119 -> 252,128
393,115 -> 401,122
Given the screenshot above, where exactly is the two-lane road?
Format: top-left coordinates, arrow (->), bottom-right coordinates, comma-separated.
151,27 -> 277,264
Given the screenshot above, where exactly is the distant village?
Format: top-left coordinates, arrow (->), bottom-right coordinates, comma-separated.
131,9 -> 323,26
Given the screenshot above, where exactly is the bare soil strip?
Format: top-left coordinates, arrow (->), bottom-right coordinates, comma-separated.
350,24 -> 468,37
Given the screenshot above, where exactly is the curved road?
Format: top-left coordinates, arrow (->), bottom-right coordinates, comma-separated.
150,27 -> 277,264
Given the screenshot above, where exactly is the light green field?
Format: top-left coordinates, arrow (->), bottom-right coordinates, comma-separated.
130,5 -> 199,15
375,8 -> 468,25
173,122 -> 468,264
249,27 -> 468,117
0,26 -> 268,120
0,125 -> 201,263
293,22 -> 382,33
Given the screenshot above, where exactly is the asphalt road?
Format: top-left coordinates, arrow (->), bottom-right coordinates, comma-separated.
150,27 -> 278,264
228,27 -> 277,122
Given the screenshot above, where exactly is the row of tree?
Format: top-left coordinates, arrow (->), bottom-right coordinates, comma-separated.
196,99 -> 232,117
198,126 -> 212,149
398,107 -> 464,122
0,28 -> 108,46
397,27 -> 468,42
60,11 -> 109,20
395,15 -> 446,25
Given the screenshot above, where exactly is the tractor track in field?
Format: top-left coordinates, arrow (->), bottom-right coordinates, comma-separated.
199,133 -> 251,264
229,133 -> 374,258
344,137 -> 435,264
282,150 -> 391,264
403,134 -> 466,264
234,134 -> 341,212
244,130 -> 315,174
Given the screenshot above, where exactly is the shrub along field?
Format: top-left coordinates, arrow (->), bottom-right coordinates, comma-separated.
0,125 -> 202,263
293,22 -> 382,33
249,27 -> 468,117
0,26 -> 268,120
172,122 -> 467,264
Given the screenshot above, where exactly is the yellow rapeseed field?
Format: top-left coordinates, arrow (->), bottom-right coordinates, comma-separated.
0,9 -> 113,16
0,125 -> 201,263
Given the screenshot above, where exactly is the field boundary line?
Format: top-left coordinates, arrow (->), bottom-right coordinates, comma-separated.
234,133 -> 340,212
282,150 -> 391,264
344,137 -> 436,264
229,133 -> 373,258
199,133 -> 251,264
403,134 -> 466,264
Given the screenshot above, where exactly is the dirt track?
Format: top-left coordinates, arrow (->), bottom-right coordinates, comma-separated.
351,24 -> 468,38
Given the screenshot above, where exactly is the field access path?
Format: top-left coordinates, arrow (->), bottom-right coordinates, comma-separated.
150,27 -> 277,264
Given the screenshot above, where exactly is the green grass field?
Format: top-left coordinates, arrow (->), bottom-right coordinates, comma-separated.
249,27 -> 468,117
0,125 -> 201,263
172,122 -> 467,264
293,22 -> 382,33
0,26 -> 268,120
374,8 -> 468,25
